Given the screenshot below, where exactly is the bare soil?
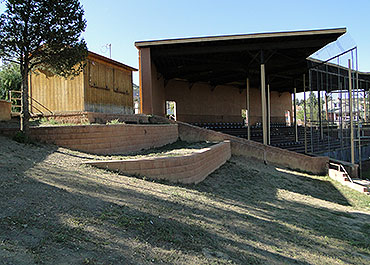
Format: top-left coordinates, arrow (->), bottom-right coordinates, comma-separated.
1,135 -> 370,265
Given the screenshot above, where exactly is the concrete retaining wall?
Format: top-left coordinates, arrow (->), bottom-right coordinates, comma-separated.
329,168 -> 370,194
84,141 -> 231,184
30,123 -> 178,154
177,122 -> 329,175
0,100 -> 11,121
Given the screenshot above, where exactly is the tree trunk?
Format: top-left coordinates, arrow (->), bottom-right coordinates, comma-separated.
20,69 -> 30,135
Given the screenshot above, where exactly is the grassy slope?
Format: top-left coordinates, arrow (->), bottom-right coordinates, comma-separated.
0,135 -> 370,265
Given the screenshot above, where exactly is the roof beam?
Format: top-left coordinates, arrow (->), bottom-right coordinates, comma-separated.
152,39 -> 333,57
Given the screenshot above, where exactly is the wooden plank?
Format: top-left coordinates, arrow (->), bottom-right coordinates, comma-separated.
98,63 -> 106,89
106,66 -> 113,90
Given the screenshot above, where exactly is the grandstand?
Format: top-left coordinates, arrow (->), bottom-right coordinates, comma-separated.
135,28 -> 370,173
191,122 -> 342,154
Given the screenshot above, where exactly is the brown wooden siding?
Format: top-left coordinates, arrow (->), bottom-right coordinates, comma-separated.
29,70 -> 84,114
29,53 -> 134,115
84,58 -> 133,114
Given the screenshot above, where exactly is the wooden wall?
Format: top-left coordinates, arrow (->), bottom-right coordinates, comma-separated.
29,69 -> 84,114
84,57 -> 134,114
29,54 -> 134,115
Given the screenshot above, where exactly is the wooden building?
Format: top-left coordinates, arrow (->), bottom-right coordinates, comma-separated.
29,51 -> 137,115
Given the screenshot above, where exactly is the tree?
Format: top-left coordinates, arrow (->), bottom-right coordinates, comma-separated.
296,92 -> 325,123
0,62 -> 22,100
0,0 -> 88,134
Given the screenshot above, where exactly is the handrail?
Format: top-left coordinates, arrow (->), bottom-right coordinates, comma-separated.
8,90 -> 54,116
330,162 -> 354,183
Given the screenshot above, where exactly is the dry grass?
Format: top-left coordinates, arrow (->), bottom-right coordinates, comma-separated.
0,135 -> 370,264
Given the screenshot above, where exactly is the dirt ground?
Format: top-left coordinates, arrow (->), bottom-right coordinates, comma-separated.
1,135 -> 370,265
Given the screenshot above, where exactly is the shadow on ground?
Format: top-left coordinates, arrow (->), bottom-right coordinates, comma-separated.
1,135 -> 370,264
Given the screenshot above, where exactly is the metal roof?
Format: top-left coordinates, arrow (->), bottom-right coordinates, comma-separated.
135,28 -> 346,47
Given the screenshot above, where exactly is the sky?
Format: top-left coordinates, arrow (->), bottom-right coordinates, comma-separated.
1,0 -> 370,85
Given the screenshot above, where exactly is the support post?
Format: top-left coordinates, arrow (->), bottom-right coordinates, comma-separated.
364,89 -> 367,123
310,70 -> 314,153
261,64 -> 267,145
303,74 -> 307,153
318,73 -> 323,140
366,81 -> 369,122
294,86 -> 298,142
267,84 -> 271,145
139,48 -> 153,114
349,59 -> 355,164
247,78 -> 250,140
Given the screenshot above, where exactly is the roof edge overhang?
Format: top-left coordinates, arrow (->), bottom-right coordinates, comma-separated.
135,27 -> 347,48
88,51 -> 138,72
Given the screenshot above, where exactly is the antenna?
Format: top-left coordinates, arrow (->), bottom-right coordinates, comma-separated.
101,44 -> 112,58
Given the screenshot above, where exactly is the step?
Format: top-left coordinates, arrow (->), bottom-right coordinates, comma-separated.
11,112 -> 21,117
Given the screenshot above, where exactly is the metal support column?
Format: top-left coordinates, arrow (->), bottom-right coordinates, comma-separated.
261,64 -> 268,145
267,84 -> 271,145
364,88 -> 367,123
349,59 -> 355,164
318,72 -> 323,140
247,78 -> 250,140
294,86 -> 298,142
303,74 -> 307,153
310,70 -> 314,153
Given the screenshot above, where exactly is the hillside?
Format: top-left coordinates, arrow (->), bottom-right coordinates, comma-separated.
0,135 -> 370,264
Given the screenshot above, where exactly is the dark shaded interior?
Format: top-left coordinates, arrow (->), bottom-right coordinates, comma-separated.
137,29 -> 348,93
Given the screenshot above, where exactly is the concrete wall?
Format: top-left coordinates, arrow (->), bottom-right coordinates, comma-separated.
0,100 -> 11,121
139,49 -> 293,124
30,124 -> 178,154
84,140 -> 231,184
164,79 -> 292,124
329,167 -> 369,194
151,63 -> 166,116
177,121 -> 328,175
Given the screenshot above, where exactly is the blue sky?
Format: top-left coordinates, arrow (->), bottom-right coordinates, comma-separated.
1,0 -> 370,84
80,0 -> 370,84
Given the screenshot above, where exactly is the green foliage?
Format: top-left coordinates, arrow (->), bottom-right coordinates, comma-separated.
106,119 -> 123,125
0,62 -> 21,100
0,0 -> 88,132
12,131 -> 32,144
296,93 -> 325,123
0,0 -> 88,76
